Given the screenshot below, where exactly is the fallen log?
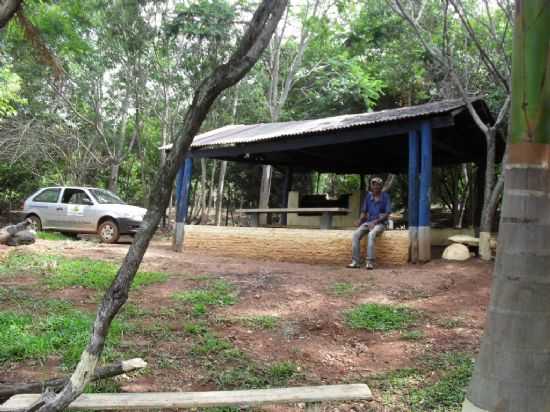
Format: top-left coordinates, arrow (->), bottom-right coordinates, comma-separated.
0,358 -> 147,402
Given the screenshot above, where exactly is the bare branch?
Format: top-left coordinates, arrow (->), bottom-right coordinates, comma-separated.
448,0 -> 510,92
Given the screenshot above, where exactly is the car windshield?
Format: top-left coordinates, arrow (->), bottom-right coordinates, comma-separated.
90,189 -> 126,205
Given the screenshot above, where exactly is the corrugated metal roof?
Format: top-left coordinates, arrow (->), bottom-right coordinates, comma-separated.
160,98 -> 477,152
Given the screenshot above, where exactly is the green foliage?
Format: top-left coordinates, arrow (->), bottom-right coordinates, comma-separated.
0,65 -> 26,117
344,303 -> 418,331
0,252 -> 167,290
0,309 -> 125,367
173,280 -> 237,307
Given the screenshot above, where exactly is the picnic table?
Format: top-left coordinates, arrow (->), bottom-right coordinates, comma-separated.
236,207 -> 350,229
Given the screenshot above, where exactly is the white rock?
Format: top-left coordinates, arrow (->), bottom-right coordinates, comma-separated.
442,243 -> 471,261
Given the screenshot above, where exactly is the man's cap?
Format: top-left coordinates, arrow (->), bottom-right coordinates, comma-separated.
370,177 -> 383,184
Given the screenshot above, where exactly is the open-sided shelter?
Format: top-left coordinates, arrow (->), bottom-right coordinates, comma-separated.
165,98 -> 503,262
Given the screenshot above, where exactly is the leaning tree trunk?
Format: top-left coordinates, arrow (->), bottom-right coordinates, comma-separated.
462,1 -> 550,410
0,0 -> 21,28
478,128 -> 497,260
215,160 -> 228,226
33,3 -> 288,411
199,158 -> 208,224
258,164 -> 272,225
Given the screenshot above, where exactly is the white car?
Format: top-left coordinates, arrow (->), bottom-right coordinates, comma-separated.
22,187 -> 147,243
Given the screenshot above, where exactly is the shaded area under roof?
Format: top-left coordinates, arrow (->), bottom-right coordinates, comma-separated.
165,99 -> 504,174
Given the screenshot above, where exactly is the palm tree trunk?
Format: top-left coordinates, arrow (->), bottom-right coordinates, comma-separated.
463,1 -> 550,410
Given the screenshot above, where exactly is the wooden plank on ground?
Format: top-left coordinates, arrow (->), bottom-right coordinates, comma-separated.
0,385 -> 372,411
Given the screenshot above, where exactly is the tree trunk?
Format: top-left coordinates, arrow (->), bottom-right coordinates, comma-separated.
199,158 -> 208,224
462,1 -> 550,410
33,3 -> 287,411
457,164 -> 471,228
215,161 -> 228,226
0,0 -> 21,28
258,164 -> 272,225
206,160 -> 218,218
108,162 -> 120,193
478,129 -> 497,260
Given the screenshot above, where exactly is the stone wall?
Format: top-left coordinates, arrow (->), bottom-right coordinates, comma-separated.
183,225 -> 410,265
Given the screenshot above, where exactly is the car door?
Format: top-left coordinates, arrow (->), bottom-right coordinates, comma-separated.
27,188 -> 62,229
60,189 -> 95,231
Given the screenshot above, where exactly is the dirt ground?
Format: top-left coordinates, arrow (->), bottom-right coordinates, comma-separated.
0,238 -> 493,411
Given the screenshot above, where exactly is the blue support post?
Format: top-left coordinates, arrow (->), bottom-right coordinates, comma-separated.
173,157 -> 193,252
419,120 -> 432,261
408,130 -> 420,263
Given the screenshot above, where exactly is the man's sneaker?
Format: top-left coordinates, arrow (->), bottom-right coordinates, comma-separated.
347,262 -> 361,269
366,261 -> 374,270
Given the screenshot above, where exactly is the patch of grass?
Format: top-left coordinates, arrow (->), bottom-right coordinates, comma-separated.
173,280 -> 236,307
183,321 -> 208,335
120,303 -> 152,319
0,310 -> 126,367
344,303 -> 418,331
44,257 -> 168,290
0,252 -> 168,291
267,361 -> 299,386
36,232 -> 74,241
216,361 -> 300,389
329,282 -> 357,297
401,330 -> 425,341
371,353 -> 474,412
0,286 -> 29,303
191,332 -> 244,360
85,379 -> 121,393
409,353 -> 474,411
239,315 -> 279,330
192,303 -> 208,317
0,252 -> 58,277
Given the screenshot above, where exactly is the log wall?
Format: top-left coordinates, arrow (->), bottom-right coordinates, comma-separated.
183,226 -> 410,265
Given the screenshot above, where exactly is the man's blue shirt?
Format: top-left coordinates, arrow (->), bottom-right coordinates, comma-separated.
362,191 -> 391,222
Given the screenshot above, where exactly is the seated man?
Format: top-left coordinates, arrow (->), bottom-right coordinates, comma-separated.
347,177 -> 391,270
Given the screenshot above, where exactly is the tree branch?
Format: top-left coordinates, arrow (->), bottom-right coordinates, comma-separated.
34,2 -> 288,410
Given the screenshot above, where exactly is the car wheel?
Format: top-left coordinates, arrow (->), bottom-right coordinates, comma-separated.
98,220 -> 120,243
27,215 -> 42,232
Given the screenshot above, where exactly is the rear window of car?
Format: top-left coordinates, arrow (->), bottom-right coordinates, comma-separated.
33,188 -> 61,203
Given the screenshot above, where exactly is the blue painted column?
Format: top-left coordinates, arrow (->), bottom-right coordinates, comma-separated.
173,157 -> 193,252
408,130 -> 420,263
419,120 -> 432,262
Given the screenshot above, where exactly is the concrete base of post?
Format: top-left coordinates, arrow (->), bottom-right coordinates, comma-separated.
409,226 -> 418,263
478,231 -> 492,260
418,226 -> 431,262
173,222 -> 185,252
